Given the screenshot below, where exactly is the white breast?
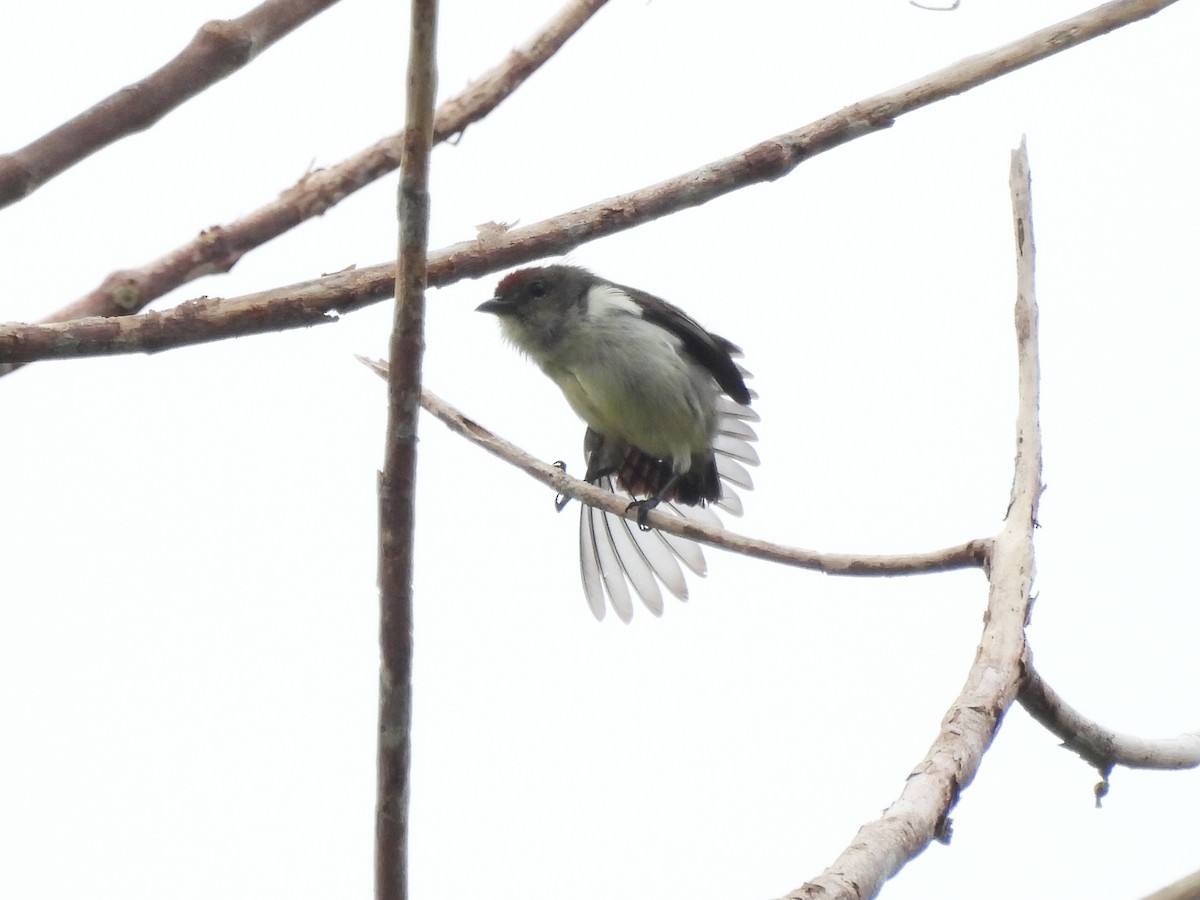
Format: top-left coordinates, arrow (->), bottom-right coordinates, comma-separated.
541,285 -> 718,462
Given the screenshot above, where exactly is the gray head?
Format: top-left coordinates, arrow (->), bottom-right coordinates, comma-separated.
476,265 -> 596,357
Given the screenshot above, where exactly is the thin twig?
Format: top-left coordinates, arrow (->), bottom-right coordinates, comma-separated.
357,357 -> 990,577
376,2 -> 437,898
0,0 -> 1178,368
1019,653 -> 1200,780
0,0 -> 342,209
782,139 -> 1043,900
28,0 -> 608,328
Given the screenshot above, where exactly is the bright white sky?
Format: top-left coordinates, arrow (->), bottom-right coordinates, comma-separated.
2,2 -> 1198,898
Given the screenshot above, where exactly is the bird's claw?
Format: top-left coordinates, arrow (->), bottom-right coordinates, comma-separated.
553,460 -> 570,512
625,497 -> 661,532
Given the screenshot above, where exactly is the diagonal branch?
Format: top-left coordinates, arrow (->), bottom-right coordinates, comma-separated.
1141,868 -> 1200,900
782,139 -> 1043,900
358,357 -> 990,577
0,0 -> 343,210
17,0 -> 609,327
375,1 -> 438,898
0,0 -> 1178,369
1019,654 -> 1200,781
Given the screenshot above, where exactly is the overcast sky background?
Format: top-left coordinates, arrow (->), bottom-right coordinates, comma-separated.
3,1 -> 1198,898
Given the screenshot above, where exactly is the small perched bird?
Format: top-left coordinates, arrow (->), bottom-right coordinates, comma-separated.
478,264 -> 759,622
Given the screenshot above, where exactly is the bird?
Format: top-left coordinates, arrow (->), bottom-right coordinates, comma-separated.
478,264 -> 759,622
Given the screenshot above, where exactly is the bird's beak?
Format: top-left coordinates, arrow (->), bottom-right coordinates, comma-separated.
475,297 -> 508,315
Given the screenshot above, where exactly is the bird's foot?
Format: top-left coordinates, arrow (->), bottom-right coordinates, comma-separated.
625,497 -> 661,531
553,460 -> 571,512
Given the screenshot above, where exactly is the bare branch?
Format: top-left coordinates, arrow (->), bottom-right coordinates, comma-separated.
357,357 -> 989,577
0,0 -> 1177,369
375,1 -> 438,898
22,0 -> 609,325
1142,868 -> 1200,900
1019,654 -> 1200,778
782,139 -> 1043,900
0,0 -> 342,209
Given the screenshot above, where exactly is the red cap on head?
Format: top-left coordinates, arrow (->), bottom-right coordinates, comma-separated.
494,267 -> 541,297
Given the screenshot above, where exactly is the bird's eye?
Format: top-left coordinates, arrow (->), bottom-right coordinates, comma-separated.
528,280 -> 547,298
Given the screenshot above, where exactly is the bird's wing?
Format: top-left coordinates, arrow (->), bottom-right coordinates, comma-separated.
617,284 -> 751,406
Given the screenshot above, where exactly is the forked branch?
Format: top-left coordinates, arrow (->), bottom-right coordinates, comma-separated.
782,139 -> 1042,900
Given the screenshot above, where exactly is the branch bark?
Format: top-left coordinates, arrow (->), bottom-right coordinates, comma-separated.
375,2 -> 437,898
1019,654 -> 1200,781
0,0 -> 342,209
358,357 -> 991,577
25,0 -> 608,330
1142,868 -> 1200,900
0,0 -> 1177,368
782,139 -> 1043,900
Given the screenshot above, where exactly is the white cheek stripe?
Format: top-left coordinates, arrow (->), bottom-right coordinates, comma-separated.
586,284 -> 643,318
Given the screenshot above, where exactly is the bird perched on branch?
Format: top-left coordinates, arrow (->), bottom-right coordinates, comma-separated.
478,264 -> 759,622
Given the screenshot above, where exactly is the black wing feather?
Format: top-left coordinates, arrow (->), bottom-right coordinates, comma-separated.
618,283 -> 752,406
